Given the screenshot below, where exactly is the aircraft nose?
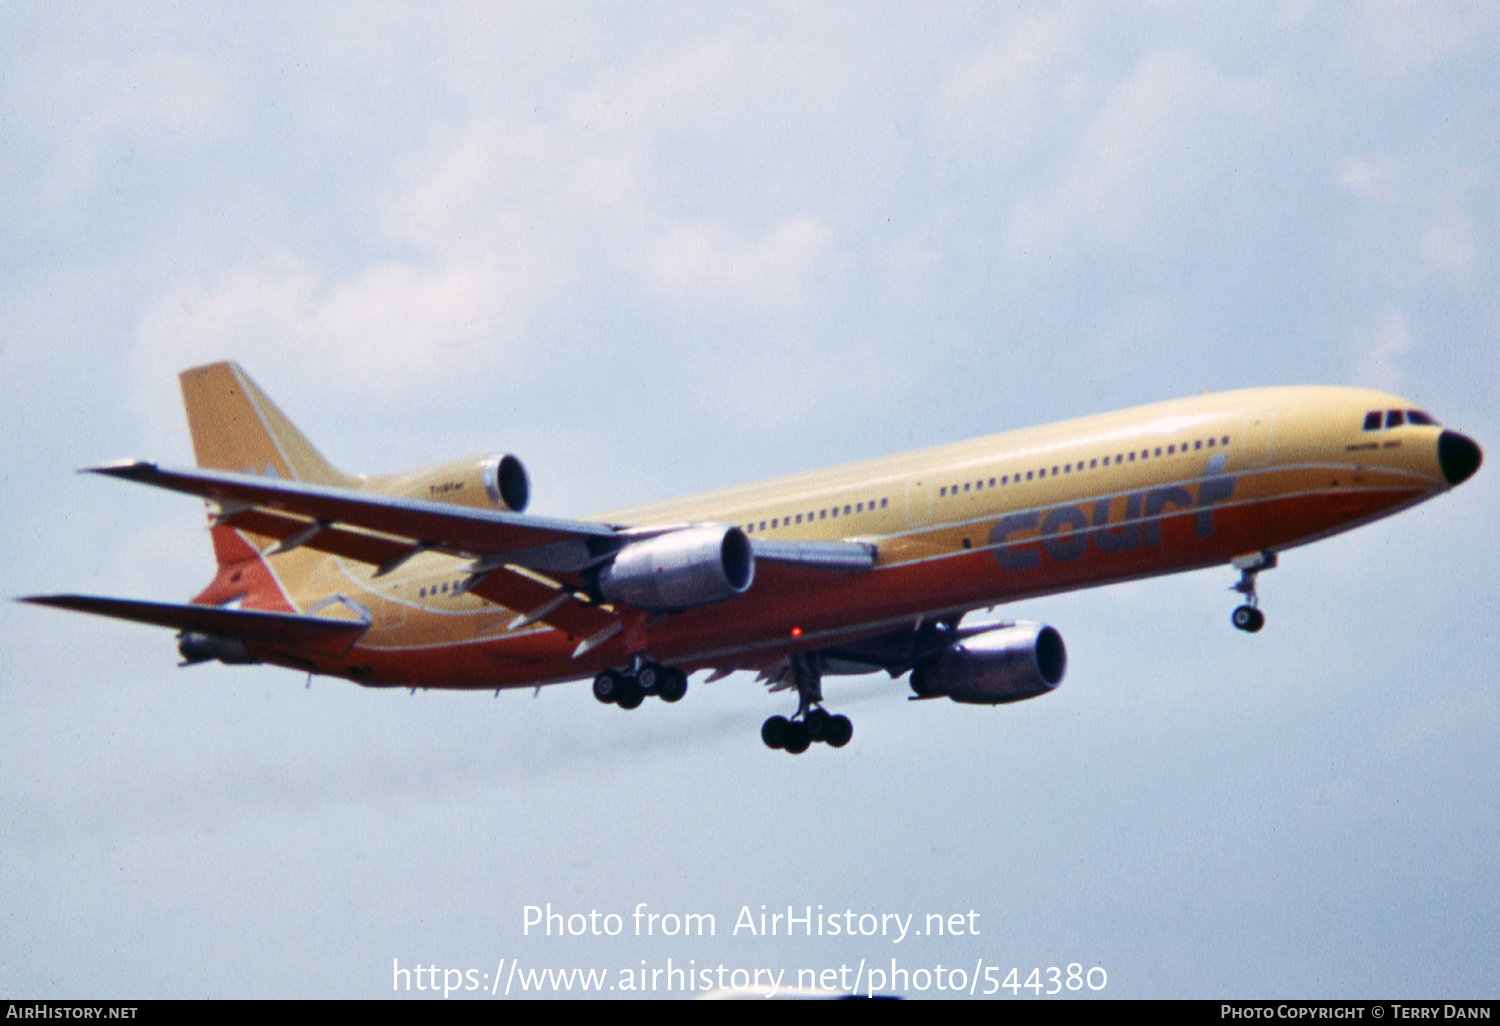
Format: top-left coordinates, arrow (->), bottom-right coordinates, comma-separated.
1438,430 -> 1482,486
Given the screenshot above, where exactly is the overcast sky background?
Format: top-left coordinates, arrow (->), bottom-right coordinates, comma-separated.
2,2 -> 1497,1000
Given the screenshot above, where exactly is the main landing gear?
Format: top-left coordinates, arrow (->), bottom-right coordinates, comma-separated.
1230,551 -> 1276,633
760,654 -> 853,755
592,656 -> 688,709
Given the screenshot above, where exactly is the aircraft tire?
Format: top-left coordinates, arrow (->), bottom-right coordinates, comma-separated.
1232,605 -> 1265,633
761,715 -> 790,749
635,663 -> 660,693
803,707 -> 830,740
616,681 -> 645,709
657,668 -> 688,703
782,721 -> 811,754
825,714 -> 853,748
592,669 -> 625,704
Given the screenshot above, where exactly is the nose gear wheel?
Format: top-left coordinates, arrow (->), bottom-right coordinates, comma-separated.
1230,551 -> 1275,633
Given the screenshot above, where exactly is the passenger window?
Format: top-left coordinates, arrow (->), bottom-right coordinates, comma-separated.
759,521 -> 766,531
1026,471 -> 1033,481
843,505 -> 851,515
1386,410 -> 1405,428
1194,440 -> 1202,450
881,498 -> 888,508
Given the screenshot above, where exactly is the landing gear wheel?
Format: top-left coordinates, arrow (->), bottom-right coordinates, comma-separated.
656,668 -> 688,703
782,720 -> 811,754
761,715 -> 790,749
803,707 -> 830,740
616,680 -> 644,709
592,669 -> 626,704
1232,605 -> 1265,633
825,714 -> 853,748
635,663 -> 660,693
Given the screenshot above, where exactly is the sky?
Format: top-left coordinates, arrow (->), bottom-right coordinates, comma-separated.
2,1 -> 1497,1000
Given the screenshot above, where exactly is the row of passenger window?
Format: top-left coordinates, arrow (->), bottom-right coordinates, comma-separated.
1363,409 -> 1436,431
744,497 -> 890,533
938,434 -> 1233,498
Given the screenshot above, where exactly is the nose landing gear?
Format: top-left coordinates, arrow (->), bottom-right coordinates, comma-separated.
1230,551 -> 1276,633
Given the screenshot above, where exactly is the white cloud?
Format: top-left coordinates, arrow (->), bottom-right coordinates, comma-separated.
20,49 -> 227,224
1339,0 -> 1500,82
131,255 -> 534,437
564,36 -> 743,138
1348,308 -> 1414,391
1004,49 -> 1244,260
643,217 -> 832,306
1334,156 -> 1402,202
1418,210 -> 1478,282
933,8 -> 1081,164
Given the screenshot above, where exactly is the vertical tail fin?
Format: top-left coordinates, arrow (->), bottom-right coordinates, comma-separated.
180,362 -> 353,580
178,362 -> 354,486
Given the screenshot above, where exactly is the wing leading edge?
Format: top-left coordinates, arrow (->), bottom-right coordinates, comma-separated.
20,595 -> 368,657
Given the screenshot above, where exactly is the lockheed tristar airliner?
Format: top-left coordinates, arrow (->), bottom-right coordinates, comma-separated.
24,363 -> 1482,754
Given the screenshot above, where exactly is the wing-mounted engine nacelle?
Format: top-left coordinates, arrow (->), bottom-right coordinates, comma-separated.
376,454 -> 529,512
909,622 -> 1067,705
596,525 -> 754,611
178,632 -> 257,665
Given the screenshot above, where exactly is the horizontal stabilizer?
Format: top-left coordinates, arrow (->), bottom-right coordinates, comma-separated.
19,595 -> 368,657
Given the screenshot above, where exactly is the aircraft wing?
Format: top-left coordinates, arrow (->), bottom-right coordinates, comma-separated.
90,460 -> 622,571
20,594 -> 368,657
218,506 -> 622,640
87,461 -> 877,649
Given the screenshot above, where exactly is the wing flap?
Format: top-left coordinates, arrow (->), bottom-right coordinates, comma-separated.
20,595 -> 369,657
211,508 -> 619,639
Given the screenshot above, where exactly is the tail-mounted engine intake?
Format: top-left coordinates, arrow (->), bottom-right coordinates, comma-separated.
909,622 -> 1066,705
375,454 -> 529,512
596,525 -> 754,611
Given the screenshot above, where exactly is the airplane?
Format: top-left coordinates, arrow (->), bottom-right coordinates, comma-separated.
22,362 -> 1482,755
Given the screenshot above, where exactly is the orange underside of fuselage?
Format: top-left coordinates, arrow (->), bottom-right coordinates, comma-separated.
226,483 -> 1423,690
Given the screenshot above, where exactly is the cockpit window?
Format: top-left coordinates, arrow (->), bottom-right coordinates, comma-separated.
1385,410 -> 1405,429
1363,411 -> 1382,431
1406,410 -> 1437,426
